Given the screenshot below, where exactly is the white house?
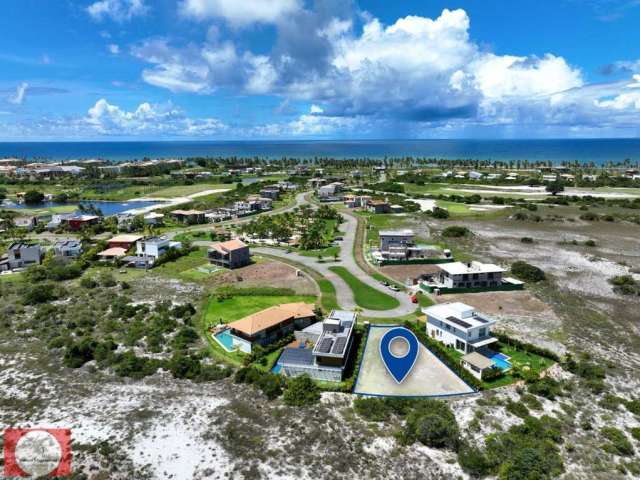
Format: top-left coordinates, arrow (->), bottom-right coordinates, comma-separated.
542,174 -> 558,182
53,239 -> 83,258
143,212 -> 164,225
423,302 -> 497,354
431,261 -> 505,289
469,171 -> 484,180
136,237 -> 182,264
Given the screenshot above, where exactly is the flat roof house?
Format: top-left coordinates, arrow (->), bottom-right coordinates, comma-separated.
224,303 -> 317,352
367,200 -> 391,214
260,186 -> 280,200
424,302 -> 497,354
208,239 -> 250,269
108,234 -> 144,250
0,242 -> 44,271
53,240 -> 83,258
136,236 -> 182,264
171,209 -> 205,225
67,215 -> 100,231
278,310 -> 357,382
13,216 -> 37,230
143,212 -> 164,225
434,261 -> 505,289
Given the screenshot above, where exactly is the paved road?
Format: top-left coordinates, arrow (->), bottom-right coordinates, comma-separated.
254,211 -> 417,318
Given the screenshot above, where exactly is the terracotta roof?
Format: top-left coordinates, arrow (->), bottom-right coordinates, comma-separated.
98,247 -> 127,257
227,303 -> 315,336
213,239 -> 248,253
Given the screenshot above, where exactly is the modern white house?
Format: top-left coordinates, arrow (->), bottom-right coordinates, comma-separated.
424,302 -> 498,354
469,171 -> 484,180
428,261 -> 506,289
143,212 -> 165,225
135,237 -> 182,264
277,310 -> 357,382
318,182 -> 344,201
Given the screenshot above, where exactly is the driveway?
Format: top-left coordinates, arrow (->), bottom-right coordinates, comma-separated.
254,212 -> 417,318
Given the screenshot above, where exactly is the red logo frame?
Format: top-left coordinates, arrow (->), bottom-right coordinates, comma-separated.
3,428 -> 71,477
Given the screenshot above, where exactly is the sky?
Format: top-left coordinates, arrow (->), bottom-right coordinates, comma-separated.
0,0 -> 639,140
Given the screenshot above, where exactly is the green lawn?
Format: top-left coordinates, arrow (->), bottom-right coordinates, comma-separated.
153,248 -> 210,280
204,294 -> 316,326
317,278 -> 339,311
328,266 -> 400,311
436,200 -> 472,215
299,245 -> 340,259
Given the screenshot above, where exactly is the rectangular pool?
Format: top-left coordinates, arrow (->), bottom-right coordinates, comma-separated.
214,330 -> 236,351
491,352 -> 512,371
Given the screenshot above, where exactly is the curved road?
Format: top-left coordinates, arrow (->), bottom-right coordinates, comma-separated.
253,211 -> 417,318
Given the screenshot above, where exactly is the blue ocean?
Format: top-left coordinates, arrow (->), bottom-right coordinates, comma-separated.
0,139 -> 638,164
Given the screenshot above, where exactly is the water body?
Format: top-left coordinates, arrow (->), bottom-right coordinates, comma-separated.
0,139 -> 639,164
4,200 -> 165,216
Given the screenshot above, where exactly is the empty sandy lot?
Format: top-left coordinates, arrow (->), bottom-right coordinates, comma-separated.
353,325 -> 475,397
208,261 -> 316,295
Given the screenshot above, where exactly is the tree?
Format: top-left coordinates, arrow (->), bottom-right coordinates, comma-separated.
545,181 -> 565,196
511,261 -> 545,283
23,190 -> 45,205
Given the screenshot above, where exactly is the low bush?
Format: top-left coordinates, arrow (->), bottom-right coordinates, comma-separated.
602,427 -> 635,456
527,377 -> 563,400
511,261 -> 546,283
402,399 -> 460,450
442,226 -> 470,238
431,206 -> 450,219
506,400 -> 530,418
283,374 -> 320,406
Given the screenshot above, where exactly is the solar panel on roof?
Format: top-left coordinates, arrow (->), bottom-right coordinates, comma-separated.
446,316 -> 472,329
475,317 -> 488,324
332,337 -> 348,355
317,337 -> 334,353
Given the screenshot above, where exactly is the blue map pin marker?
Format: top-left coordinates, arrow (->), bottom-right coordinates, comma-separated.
379,327 -> 420,384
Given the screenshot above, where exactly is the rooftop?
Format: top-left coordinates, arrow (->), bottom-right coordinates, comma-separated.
227,302 -> 316,337
210,239 -> 248,253
109,234 -> 144,243
462,351 -> 495,370
424,302 -> 496,330
379,229 -> 415,237
171,209 -> 205,215
97,247 -> 127,257
438,261 -> 506,276
54,240 -> 81,249
312,310 -> 356,358
8,242 -> 40,250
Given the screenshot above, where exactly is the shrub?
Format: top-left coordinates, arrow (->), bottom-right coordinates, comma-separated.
629,427 -> 640,441
520,237 -> 534,244
402,399 -> 460,450
584,239 -> 597,247
520,393 -> 543,411
353,398 -> 391,422
23,282 -> 64,305
23,190 -> 44,205
624,399 -> 640,416
431,206 -> 450,219
99,272 -> 117,287
458,443 -> 492,478
609,275 -> 640,296
511,261 -> 546,282
579,212 -> 599,221
63,337 -> 98,368
601,427 -> 634,456
442,226 -> 470,238
80,277 -> 98,289
506,400 -> 530,418
283,374 -> 320,407
112,352 -> 159,379
527,377 -> 562,400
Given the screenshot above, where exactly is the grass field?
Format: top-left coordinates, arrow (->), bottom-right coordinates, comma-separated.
153,248 -> 210,281
203,294 -> 316,326
328,266 -> 400,311
299,245 -> 340,259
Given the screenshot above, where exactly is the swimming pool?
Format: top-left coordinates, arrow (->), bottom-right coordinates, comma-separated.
491,352 -> 512,371
214,330 -> 236,352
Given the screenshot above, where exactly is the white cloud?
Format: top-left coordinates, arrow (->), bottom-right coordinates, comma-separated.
179,0 -> 300,26
87,0 -> 147,22
126,7 -> 640,135
9,83 -> 29,105
107,44 -> 120,55
85,99 -> 226,135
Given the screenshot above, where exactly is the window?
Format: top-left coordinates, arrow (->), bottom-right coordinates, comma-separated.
456,339 -> 465,351
473,273 -> 479,279
488,272 -> 494,279
479,327 -> 486,337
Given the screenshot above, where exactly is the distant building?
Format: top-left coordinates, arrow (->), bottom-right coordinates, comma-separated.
108,234 -> 144,250
170,209 -> 205,224
373,229 -> 431,262
367,200 -> 391,214
53,239 -> 83,258
135,236 -> 182,264
0,242 -> 44,271
208,239 -> 251,269
13,216 -> 38,230
143,212 -> 164,225
67,215 -> 100,231
469,171 -> 484,180
260,186 -> 280,200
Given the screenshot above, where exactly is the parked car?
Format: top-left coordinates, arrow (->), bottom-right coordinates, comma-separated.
389,285 -> 400,292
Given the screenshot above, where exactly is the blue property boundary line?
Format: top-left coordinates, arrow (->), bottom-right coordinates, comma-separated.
352,323 -> 478,398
